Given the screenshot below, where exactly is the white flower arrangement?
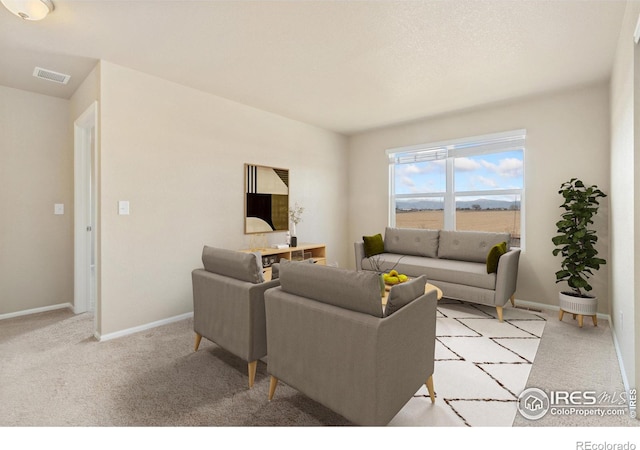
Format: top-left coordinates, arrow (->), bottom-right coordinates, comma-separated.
289,202 -> 304,236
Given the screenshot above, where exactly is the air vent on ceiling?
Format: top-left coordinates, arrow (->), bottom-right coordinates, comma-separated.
33,67 -> 71,85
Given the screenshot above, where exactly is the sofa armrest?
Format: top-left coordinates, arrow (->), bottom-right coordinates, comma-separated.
376,289 -> 437,417
192,269 -> 279,362
354,241 -> 365,271
494,248 -> 521,307
249,278 -> 280,295
247,279 -> 280,355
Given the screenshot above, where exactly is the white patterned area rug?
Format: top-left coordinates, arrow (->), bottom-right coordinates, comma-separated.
389,299 -> 546,427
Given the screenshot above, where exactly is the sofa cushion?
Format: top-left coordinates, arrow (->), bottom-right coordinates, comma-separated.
361,253 -> 407,274
278,260 -> 383,318
486,241 -> 508,274
365,253 -> 496,290
202,246 -> 264,284
384,275 -> 427,317
363,233 -> 385,258
384,227 -> 439,258
438,230 -> 510,263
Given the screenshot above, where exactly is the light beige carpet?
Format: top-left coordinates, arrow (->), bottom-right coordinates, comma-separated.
1,300 -> 544,427
4,301 -> 637,450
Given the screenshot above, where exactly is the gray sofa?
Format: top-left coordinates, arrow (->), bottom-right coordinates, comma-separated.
264,260 -> 438,426
355,228 -> 521,321
191,246 -> 280,388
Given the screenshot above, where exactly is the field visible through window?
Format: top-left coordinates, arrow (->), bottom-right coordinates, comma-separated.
396,209 -> 521,247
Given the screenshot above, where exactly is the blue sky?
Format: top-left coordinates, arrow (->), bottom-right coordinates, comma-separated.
395,150 -> 524,195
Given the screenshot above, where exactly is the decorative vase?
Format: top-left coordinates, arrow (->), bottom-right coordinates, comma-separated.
291,236 -> 297,248
558,291 -> 597,315
558,291 -> 598,327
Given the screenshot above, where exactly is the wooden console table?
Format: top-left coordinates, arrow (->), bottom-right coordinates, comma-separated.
240,243 -> 326,281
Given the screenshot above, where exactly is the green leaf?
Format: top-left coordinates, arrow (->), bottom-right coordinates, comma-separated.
552,178 -> 606,289
555,270 -> 570,280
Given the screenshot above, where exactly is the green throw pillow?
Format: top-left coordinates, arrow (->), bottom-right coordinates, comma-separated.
486,241 -> 508,274
363,233 -> 384,258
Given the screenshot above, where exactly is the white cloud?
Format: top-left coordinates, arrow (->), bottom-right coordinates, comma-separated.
476,176 -> 498,188
398,161 -> 445,177
395,164 -> 420,177
401,176 -> 416,188
481,157 -> 523,178
455,157 -> 482,171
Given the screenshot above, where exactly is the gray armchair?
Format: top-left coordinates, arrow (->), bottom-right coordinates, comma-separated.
264,260 -> 437,426
191,246 -> 279,388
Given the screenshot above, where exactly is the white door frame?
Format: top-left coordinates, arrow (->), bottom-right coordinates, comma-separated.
74,101 -> 99,317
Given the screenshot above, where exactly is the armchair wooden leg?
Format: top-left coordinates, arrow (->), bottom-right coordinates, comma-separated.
425,375 -> 436,403
510,295 -> 515,307
194,333 -> 202,352
248,361 -> 258,389
592,315 -> 598,327
268,376 -> 279,401
496,306 -> 504,322
559,309 -> 565,321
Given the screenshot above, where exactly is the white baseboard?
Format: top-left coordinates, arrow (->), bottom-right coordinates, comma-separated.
609,323 -> 632,397
510,298 -> 553,312
512,298 -> 610,320
96,311 -> 194,342
0,302 -> 73,321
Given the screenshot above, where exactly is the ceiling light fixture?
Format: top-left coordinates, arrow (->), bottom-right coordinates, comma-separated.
1,0 -> 54,21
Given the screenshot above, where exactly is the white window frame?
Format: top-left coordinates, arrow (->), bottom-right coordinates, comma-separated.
387,129 -> 526,248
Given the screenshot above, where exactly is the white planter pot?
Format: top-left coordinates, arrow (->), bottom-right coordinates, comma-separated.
558,291 -> 597,316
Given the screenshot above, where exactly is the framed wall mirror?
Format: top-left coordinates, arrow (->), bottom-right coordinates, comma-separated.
245,163 -> 289,234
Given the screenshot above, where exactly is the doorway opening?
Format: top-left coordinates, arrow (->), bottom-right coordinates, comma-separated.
74,102 -> 98,329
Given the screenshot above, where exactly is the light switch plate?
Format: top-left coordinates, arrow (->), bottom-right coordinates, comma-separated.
118,201 -> 130,215
54,203 -> 64,215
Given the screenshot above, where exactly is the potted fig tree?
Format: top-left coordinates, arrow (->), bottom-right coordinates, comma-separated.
551,178 -> 607,327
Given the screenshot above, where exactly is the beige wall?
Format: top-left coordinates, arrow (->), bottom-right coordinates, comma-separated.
98,61 -> 348,335
0,86 -> 73,315
610,0 -> 640,395
348,82 -> 610,313
70,62 -> 100,124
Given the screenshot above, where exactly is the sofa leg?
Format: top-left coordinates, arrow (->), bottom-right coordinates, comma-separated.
496,306 -> 504,322
248,361 -> 258,388
194,333 -> 202,352
510,295 -> 515,307
425,375 -> 435,403
268,376 -> 279,401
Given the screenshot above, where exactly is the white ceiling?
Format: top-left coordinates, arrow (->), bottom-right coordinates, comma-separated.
0,0 -> 627,135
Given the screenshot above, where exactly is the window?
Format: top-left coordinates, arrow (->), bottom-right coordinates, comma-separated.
387,130 -> 525,248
